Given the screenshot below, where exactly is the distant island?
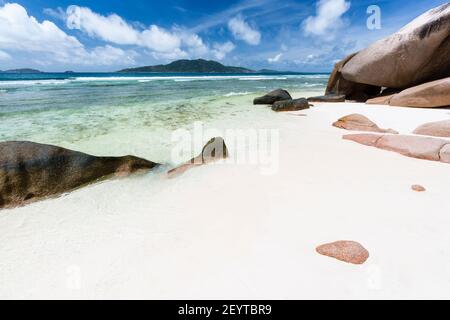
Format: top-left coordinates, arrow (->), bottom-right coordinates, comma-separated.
118,59 -> 255,73
0,60 -> 313,74
0,68 -> 43,74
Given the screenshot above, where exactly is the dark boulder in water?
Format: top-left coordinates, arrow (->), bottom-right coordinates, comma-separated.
271,98 -> 310,112
0,141 -> 159,209
253,89 -> 292,105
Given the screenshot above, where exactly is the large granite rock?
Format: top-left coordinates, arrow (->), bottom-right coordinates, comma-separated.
0,141 -> 159,209
168,137 -> 228,178
325,53 -> 381,101
343,133 -> 450,163
271,98 -> 310,112
377,135 -> 448,161
316,241 -> 369,265
341,3 -> 450,89
413,119 -> 450,137
333,114 -> 398,134
389,77 -> 450,108
253,89 -> 292,105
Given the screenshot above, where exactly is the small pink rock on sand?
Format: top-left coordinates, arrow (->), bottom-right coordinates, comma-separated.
412,185 -> 426,192
316,241 -> 369,265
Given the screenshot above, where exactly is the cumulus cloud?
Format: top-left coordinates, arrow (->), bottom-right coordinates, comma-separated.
64,5 -> 234,61
212,41 -> 236,60
303,0 -> 351,40
268,53 -> 282,63
0,3 -> 136,66
228,15 -> 261,45
66,6 -> 141,46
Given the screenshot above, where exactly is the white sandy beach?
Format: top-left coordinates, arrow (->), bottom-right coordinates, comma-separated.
1,101 -> 449,299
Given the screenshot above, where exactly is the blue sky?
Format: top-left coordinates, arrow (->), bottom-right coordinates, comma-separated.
0,0 -> 447,72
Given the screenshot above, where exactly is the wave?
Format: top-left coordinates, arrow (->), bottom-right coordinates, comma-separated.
238,77 -> 287,81
223,91 -> 253,97
0,74 -> 328,87
0,79 -> 71,87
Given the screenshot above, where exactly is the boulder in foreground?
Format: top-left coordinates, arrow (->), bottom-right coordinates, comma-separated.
341,3 -> 450,89
389,78 -> 450,108
168,137 -> 228,178
333,114 -> 398,134
0,141 -> 159,209
316,241 -> 369,265
413,119 -> 450,138
253,89 -> 292,105
307,94 -> 346,103
343,134 -> 450,163
271,98 -> 310,112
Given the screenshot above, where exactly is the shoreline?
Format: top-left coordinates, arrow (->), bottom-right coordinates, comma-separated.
1,101 -> 449,299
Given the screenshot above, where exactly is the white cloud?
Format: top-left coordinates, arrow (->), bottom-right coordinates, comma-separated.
0,3 -> 136,66
268,53 -> 282,63
140,25 -> 180,52
0,50 -> 11,60
228,15 -> 261,45
212,41 -> 236,60
303,0 -> 351,39
43,7 -> 66,21
66,5 -> 140,46
65,5 -> 207,55
64,5 -> 234,61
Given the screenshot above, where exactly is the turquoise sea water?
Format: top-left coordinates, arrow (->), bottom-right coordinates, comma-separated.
0,73 -> 328,163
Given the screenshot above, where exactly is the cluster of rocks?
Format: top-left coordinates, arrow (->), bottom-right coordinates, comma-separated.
325,3 -> 450,108
253,89 -> 311,112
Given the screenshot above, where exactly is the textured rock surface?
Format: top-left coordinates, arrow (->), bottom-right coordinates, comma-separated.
412,185 -> 426,192
366,94 -> 396,105
253,89 -> 292,105
440,144 -> 450,163
343,133 -> 383,146
271,98 -> 310,112
344,133 -> 450,163
413,119 -> 450,137
316,241 -> 369,265
333,114 -> 398,134
168,137 -> 228,178
341,3 -> 450,89
0,141 -> 159,209
376,135 -> 448,161
307,94 -> 346,103
389,78 -> 450,108
325,53 -> 380,101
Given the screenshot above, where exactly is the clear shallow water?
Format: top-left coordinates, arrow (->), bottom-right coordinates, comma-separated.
0,73 -> 328,163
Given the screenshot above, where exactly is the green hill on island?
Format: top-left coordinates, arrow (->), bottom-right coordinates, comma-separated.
118,59 -> 255,73
0,68 -> 43,74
